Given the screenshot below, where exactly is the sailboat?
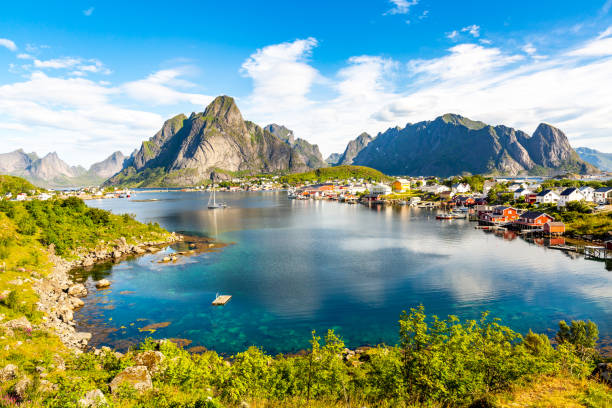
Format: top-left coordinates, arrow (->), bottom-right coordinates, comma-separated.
207,188 -> 226,209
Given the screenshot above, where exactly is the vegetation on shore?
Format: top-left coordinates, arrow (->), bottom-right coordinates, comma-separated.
0,175 -> 41,197
279,165 -> 393,185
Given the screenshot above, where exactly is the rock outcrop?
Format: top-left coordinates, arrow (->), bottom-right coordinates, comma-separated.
337,132 -> 373,166
110,365 -> 152,394
265,124 -> 327,169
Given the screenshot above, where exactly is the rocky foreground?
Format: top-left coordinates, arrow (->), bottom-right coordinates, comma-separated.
31,232 -> 181,351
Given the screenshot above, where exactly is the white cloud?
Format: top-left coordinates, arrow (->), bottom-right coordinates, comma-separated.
446,30 -> 459,40
602,0 -> 612,14
384,0 -> 418,15
241,38 -> 320,113
461,24 -> 481,38
567,29 -> 612,56
34,57 -> 81,69
83,7 -> 94,16
0,38 -> 17,52
17,53 -> 33,59
122,68 -> 212,106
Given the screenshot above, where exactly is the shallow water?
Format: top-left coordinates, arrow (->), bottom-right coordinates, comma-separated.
74,191 -> 612,354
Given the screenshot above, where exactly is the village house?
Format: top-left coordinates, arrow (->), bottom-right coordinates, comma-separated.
16,193 -> 28,201
454,195 -> 475,206
514,211 -> 554,229
543,222 -> 566,235
480,206 -> 519,224
525,193 -> 538,204
391,178 -> 411,193
451,183 -> 471,194
594,187 -> 612,204
577,186 -> 595,202
513,188 -> 532,200
370,184 -> 392,195
422,184 -> 450,194
535,189 -> 560,205
558,187 -> 585,207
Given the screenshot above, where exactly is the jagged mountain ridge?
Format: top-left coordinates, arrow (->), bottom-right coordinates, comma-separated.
336,132 -> 373,166
351,114 -> 597,177
576,147 -> 612,172
265,124 -> 327,169
0,150 -> 128,187
325,153 -> 342,166
105,96 -> 310,187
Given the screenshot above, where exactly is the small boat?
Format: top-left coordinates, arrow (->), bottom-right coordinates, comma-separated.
207,189 -> 226,209
436,211 -> 467,220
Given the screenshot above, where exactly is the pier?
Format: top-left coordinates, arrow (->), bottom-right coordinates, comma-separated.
212,295 -> 232,305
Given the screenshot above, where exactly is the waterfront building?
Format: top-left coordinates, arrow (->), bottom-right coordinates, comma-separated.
535,189 -> 560,204
594,187 -> 612,204
391,179 -> 411,193
558,188 -> 585,207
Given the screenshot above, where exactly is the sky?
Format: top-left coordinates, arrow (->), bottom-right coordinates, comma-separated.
1,0 -> 612,167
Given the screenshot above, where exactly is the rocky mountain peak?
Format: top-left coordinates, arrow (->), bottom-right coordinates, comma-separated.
203,95 -> 244,127
264,124 -> 295,145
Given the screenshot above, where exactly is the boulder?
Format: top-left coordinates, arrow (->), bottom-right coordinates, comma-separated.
68,284 -> 88,297
134,350 -> 165,374
2,317 -> 32,331
112,250 -> 122,259
78,389 -> 107,407
0,363 -> 18,382
592,362 -> 612,386
58,306 -> 74,322
95,279 -> 111,289
109,365 -> 152,394
70,297 -> 85,309
13,376 -> 32,401
82,257 -> 94,267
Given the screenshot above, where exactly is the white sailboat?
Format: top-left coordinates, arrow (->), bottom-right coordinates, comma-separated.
207,188 -> 225,209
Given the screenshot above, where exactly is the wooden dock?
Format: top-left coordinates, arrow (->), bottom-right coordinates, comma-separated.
212,295 -> 232,306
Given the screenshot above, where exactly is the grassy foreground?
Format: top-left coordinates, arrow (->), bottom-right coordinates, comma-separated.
0,185 -> 610,406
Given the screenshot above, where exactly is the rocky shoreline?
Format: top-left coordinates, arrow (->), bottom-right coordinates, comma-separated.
32,232 -> 182,351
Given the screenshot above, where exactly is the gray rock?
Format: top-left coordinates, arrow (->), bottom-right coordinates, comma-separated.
68,284 -> 88,297
78,389 -> 107,407
109,365 -> 152,394
2,317 -> 32,331
95,279 -> 111,289
134,350 -> 165,374
0,363 -> 18,381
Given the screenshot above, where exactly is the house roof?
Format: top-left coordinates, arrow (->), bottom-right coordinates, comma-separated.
536,189 -> 555,197
595,187 -> 612,193
546,222 -> 565,227
520,211 -> 552,220
560,187 -> 579,196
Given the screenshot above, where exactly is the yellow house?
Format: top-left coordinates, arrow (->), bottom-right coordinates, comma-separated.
392,178 -> 411,193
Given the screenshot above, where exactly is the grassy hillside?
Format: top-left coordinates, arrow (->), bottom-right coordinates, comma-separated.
280,165 -> 392,184
0,175 -> 41,196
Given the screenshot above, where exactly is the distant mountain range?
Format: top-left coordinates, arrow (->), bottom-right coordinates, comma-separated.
0,149 -> 127,188
342,114 -> 596,177
105,96 -> 311,187
1,98 -> 603,187
576,147 -> 612,172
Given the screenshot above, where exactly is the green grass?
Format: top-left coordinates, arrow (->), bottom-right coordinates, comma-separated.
0,175 -> 41,196
280,165 -> 392,184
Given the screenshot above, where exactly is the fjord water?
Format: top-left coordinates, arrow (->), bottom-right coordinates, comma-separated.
77,191 -> 612,354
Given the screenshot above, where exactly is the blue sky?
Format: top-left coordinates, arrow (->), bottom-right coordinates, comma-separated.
1,0 -> 612,166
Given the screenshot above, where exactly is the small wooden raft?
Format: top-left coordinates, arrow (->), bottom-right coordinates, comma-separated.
212,295 -> 232,306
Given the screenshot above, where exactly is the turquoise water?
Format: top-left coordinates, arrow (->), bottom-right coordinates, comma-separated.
75,191 -> 612,354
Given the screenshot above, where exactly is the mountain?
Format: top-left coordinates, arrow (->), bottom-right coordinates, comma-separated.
576,147 -> 612,172
89,151 -> 127,178
337,132 -> 373,166
105,96 -> 310,187
265,124 -> 327,169
325,153 -> 342,165
0,150 -> 127,187
352,114 -> 597,177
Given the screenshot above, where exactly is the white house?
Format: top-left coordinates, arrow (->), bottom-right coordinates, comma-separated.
594,187 -> 612,204
16,193 -> 27,201
578,186 -> 595,202
422,184 -> 450,194
38,193 -> 52,201
558,187 -> 584,207
452,183 -> 471,194
513,188 -> 532,200
535,189 -> 560,204
370,184 -> 392,195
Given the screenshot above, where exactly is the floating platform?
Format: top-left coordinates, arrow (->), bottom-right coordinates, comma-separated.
212,295 -> 232,306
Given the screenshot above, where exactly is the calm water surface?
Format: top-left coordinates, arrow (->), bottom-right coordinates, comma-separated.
75,191 -> 612,354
